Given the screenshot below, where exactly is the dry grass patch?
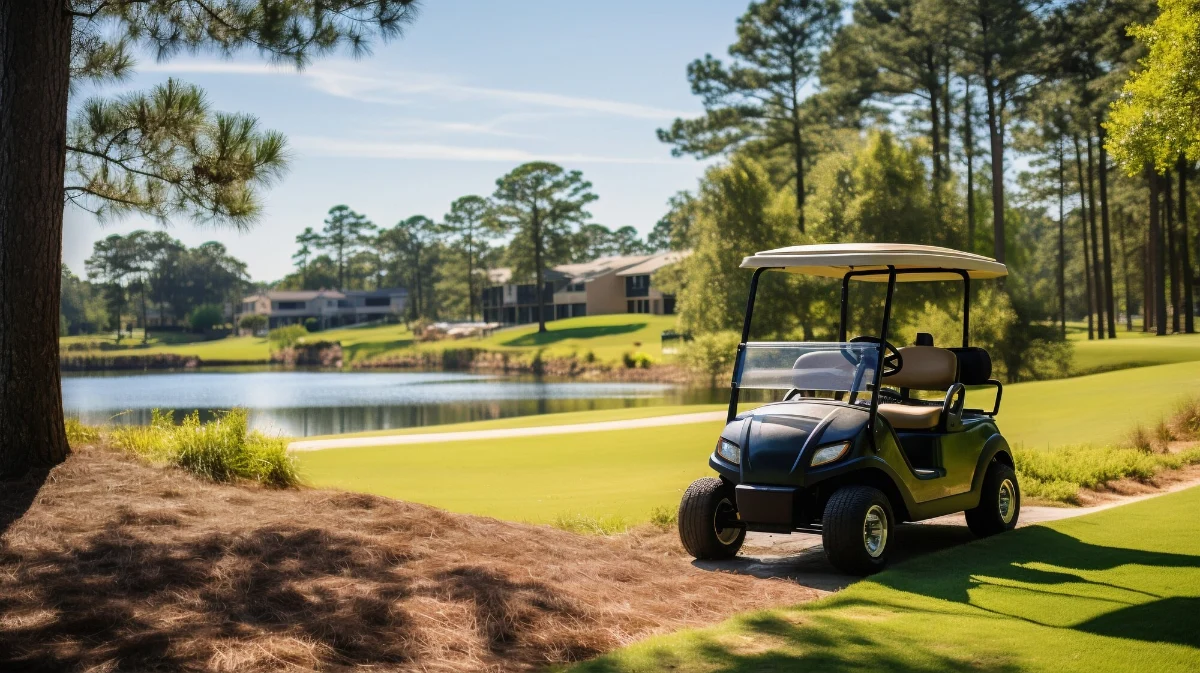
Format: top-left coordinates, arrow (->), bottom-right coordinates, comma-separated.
0,445 -> 815,672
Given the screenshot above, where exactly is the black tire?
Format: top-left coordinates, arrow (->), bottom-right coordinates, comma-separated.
677,478 -> 745,560
965,461 -> 1021,537
821,486 -> 893,576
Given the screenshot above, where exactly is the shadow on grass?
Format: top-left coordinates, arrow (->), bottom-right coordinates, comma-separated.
0,469 -> 47,538
342,338 -> 414,362
500,322 -> 647,348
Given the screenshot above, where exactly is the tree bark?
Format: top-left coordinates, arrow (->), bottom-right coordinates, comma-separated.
963,76 -> 976,253
0,1 -> 73,477
1073,134 -> 1094,340
1085,134 -> 1105,338
1150,166 -> 1168,335
1057,138 -> 1066,337
1167,171 -> 1180,332
1180,156 -> 1194,333
983,58 -> 1005,264
1116,210 -> 1134,331
533,203 -> 546,333
791,117 -> 805,233
1097,123 -> 1117,337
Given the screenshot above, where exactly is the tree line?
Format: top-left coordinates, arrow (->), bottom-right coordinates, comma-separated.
62,233 -> 250,340
277,162 -> 675,330
656,0 -> 1198,346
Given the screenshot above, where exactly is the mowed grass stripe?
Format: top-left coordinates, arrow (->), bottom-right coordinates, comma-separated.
559,485 -> 1200,673
296,360 -> 1200,525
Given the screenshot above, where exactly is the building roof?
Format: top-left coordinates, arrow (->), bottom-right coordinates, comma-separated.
485,267 -> 568,285
556,255 -> 652,282
344,288 -> 408,298
615,250 -> 692,277
740,243 -> 1007,282
247,289 -> 346,301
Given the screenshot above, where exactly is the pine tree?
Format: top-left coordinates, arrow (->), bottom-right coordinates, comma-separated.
0,0 -> 418,476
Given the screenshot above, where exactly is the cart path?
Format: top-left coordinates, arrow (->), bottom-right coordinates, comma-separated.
288,410 -> 727,452
705,472 -> 1200,592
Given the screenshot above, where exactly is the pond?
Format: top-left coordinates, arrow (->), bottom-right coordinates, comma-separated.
61,369 -> 727,437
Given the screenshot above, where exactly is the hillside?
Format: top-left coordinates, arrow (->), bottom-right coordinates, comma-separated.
0,444 -> 814,672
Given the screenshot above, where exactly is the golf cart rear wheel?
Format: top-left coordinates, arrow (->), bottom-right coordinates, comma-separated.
966,461 -> 1021,537
822,486 -> 893,576
678,478 -> 745,560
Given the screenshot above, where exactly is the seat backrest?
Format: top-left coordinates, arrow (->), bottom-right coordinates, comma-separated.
949,347 -> 992,384
885,346 -> 957,391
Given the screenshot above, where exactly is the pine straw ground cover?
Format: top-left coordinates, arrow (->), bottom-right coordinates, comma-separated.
0,444 -> 816,672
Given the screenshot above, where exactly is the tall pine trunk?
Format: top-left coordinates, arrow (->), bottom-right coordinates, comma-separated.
0,2 -> 73,477
1057,139 -> 1067,337
963,77 -> 976,253
983,72 -> 1006,264
1097,124 -> 1117,337
1180,156 -> 1194,333
1085,134 -> 1105,338
1074,135 -> 1094,340
1167,171 -> 1180,332
1116,210 -> 1134,331
1150,166 -> 1167,335
791,116 -> 805,233
533,204 -> 546,333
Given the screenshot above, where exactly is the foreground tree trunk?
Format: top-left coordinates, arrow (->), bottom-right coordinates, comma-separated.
1166,171 -> 1180,332
983,73 -> 1006,264
0,2 -> 72,477
1150,166 -> 1168,336
1085,134 -> 1106,338
1074,135 -> 1094,340
1180,157 -> 1194,333
1057,139 -> 1067,337
1097,124 -> 1117,338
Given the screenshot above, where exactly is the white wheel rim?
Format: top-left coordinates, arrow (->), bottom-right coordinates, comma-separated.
999,479 -> 1016,524
863,504 -> 888,558
714,498 -> 740,545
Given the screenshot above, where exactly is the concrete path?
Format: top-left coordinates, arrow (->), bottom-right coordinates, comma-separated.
288,410 -> 727,452
697,475 -> 1200,592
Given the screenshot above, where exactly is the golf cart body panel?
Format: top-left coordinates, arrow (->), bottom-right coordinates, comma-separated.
678,243 -> 1021,574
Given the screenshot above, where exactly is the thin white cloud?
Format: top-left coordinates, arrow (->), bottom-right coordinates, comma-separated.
291,135 -> 676,164
140,60 -> 691,120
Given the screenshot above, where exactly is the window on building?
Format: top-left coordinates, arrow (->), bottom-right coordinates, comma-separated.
364,296 -> 390,307
567,281 -> 585,292
572,303 -> 586,317
275,301 -> 304,310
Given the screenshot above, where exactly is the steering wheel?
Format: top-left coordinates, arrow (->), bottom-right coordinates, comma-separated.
849,335 -> 903,377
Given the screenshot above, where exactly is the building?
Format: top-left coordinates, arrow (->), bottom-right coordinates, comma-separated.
239,287 -> 408,329
481,251 -> 689,325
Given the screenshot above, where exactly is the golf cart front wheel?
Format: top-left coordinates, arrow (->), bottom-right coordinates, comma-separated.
678,478 -> 745,560
822,486 -> 893,575
966,461 -> 1021,537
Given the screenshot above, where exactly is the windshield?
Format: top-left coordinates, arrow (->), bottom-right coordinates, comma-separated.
735,342 -> 879,396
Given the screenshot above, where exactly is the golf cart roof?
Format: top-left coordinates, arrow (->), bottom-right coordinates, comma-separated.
740,243 -> 1007,282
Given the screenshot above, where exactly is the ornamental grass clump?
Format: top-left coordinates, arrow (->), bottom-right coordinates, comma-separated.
109,408 -> 299,487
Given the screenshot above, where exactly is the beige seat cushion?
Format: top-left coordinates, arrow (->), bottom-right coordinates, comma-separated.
886,346 -> 957,391
878,403 -> 942,430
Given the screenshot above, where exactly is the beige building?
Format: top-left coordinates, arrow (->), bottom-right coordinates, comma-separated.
481,251 -> 689,325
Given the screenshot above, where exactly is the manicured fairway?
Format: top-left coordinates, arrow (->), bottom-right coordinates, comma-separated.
560,485 -> 1200,673
1071,330 -> 1200,374
296,360 -> 1200,524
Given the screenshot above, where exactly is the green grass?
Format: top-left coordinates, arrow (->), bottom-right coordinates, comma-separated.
297,360 -> 1200,527
61,314 -> 678,366
1071,329 -> 1200,374
106,409 -> 299,487
559,485 -> 1200,673
1016,444 -> 1200,503
303,404 -> 727,440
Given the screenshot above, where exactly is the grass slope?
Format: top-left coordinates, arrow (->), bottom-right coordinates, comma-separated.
297,361 -> 1200,525
62,314 -> 677,366
561,485 -> 1200,673
1071,329 -> 1200,374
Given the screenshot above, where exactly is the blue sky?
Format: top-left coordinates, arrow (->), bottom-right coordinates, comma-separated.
64,1 -> 747,282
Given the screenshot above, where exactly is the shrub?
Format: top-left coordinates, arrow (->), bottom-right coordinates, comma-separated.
267,324 -> 308,350
188,304 -> 225,331
1014,442 -> 1200,505
65,417 -> 101,447
649,505 -> 677,529
238,314 -> 268,333
622,351 -> 654,369
109,408 -> 299,488
552,513 -> 630,535
304,317 -> 320,332
679,330 -> 741,385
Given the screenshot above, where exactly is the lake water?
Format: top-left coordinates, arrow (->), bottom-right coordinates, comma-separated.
61,369 -> 726,436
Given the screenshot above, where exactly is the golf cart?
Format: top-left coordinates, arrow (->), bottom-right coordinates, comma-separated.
678,243 -> 1019,575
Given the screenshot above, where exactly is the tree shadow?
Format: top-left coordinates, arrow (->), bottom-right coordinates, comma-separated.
0,468 -> 48,538
1074,596 -> 1200,648
341,337 -> 414,362
500,322 -> 646,348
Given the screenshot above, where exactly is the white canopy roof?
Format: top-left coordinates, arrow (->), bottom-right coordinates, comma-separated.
741,243 -> 1007,282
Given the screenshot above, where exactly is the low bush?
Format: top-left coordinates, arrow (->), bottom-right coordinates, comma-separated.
649,505 -> 677,529
552,513 -> 631,535
267,324 -> 308,350
65,417 -> 101,447
622,351 -> 654,369
678,330 -> 741,385
1016,444 -> 1200,505
106,409 -> 299,487
188,304 -> 224,331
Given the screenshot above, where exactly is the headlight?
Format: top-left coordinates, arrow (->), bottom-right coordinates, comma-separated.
716,438 -> 740,465
810,441 -> 851,467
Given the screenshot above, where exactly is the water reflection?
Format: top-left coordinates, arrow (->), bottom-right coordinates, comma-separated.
62,369 -> 728,437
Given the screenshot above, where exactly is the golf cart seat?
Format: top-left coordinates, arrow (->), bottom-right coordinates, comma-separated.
878,346 -> 958,430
